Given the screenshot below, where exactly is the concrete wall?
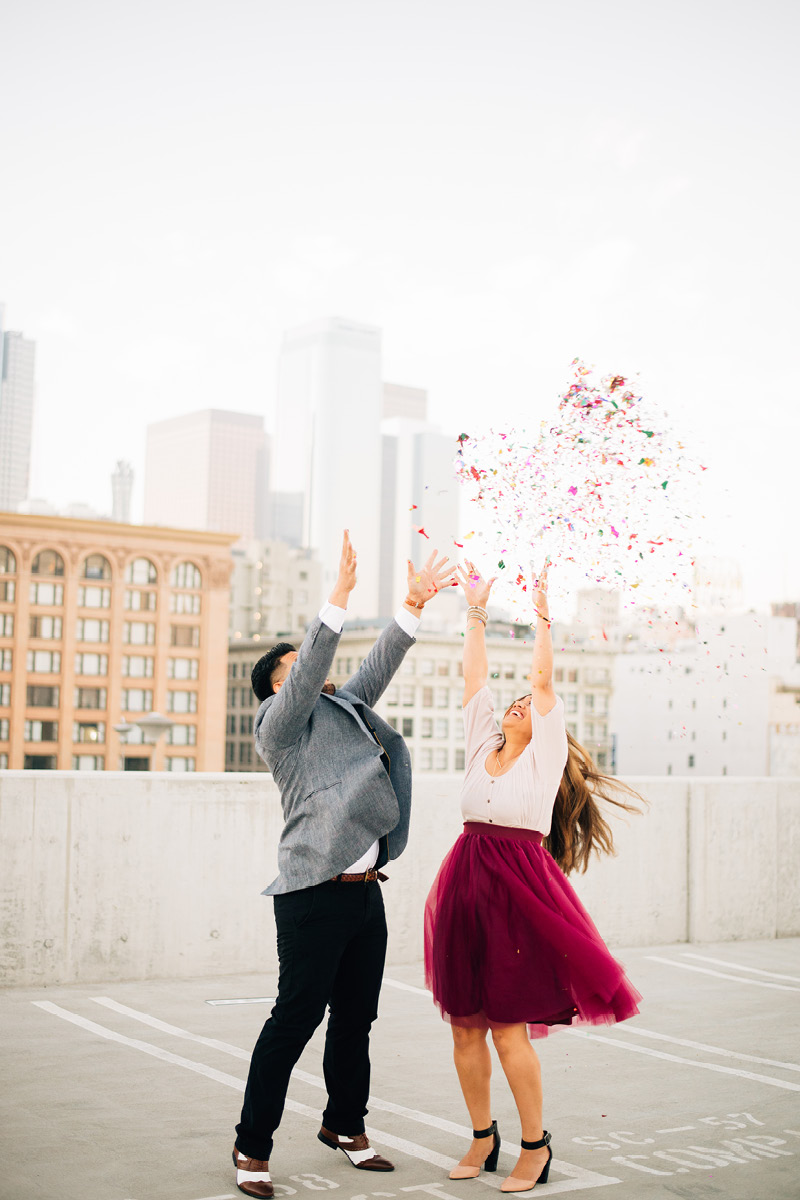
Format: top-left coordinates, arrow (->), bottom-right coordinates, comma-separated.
1,772 -> 798,987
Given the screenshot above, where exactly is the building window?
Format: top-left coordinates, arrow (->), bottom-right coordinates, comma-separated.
240,714 -> 251,735
31,550 -> 64,577
435,718 -> 449,739
30,581 -> 64,606
402,717 -> 414,738
554,667 -> 564,683
27,650 -> 61,673
401,685 -> 415,707
122,655 -> 154,678
167,657 -> 199,680
29,615 -> 61,639
421,717 -> 433,738
385,685 -> 399,707
0,683 -> 10,706
168,724 -> 197,746
171,591 -> 201,615
125,557 -> 158,585
435,687 -> 448,709
688,755 -> 695,768
455,748 -> 465,771
0,718 -> 8,740
170,624 -> 200,648
240,687 -> 249,707
238,742 -> 253,766
422,687 -> 433,708
171,561 -> 202,589
125,589 -> 157,611
419,747 -> 433,771
667,764 -> 673,775
568,668 -> 579,683
122,688 -> 153,712
72,755 -> 104,770
0,613 -> 13,637
24,755 -> 57,770
77,618 -> 109,643
1,649 -> 13,671
585,721 -> 595,739
0,580 -> 14,602
0,753 -> 7,768
166,756 -> 196,772
565,693 -> 578,714
24,719 -> 59,742
434,748 -> 448,771
722,765 -> 727,776
421,659 -> 434,676
228,687 -> 237,708
81,554 -> 111,580
567,721 -> 578,737
124,621 -> 156,646
75,653 -> 108,676
401,658 -> 415,675
73,721 -> 105,744
596,751 -> 607,769
74,687 -> 107,710
0,546 -> 16,574
585,693 -> 595,712
227,714 -> 236,735
78,586 -> 110,608
226,742 -> 235,765
167,690 -> 198,714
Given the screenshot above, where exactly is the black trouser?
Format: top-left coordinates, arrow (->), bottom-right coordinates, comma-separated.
235,879 -> 388,1161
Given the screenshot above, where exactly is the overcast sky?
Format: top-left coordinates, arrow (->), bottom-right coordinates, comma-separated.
1,0 -> 797,608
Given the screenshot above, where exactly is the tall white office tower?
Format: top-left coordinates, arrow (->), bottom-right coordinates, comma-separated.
144,409 -> 269,540
0,306 -> 36,512
274,319 -> 383,619
111,459 -> 134,523
380,383 -> 460,623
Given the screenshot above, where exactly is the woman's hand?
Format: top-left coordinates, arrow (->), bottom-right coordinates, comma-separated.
531,558 -> 550,623
457,560 -> 497,609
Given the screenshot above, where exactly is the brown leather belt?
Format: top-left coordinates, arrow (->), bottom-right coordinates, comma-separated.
331,869 -> 387,883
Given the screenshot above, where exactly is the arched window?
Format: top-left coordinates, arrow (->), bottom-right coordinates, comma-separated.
0,547 -> 16,575
171,561 -> 202,589
125,557 -> 158,585
31,550 -> 65,577
81,554 -> 112,581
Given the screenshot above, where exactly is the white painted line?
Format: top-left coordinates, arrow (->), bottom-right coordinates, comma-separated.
621,1024 -> 800,1073
646,956 -> 800,992
205,997 -> 275,1006
566,1029 -> 800,1092
681,953 -> 800,984
656,1126 -> 695,1133
89,998 -> 617,1191
384,978 -> 430,997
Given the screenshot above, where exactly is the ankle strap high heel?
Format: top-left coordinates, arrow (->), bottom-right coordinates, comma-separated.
518,1131 -> 552,1186
472,1120 -> 501,1173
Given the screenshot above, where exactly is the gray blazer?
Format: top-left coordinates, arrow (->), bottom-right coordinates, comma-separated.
254,615 -> 416,895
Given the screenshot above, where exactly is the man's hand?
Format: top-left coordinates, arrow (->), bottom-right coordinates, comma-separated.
329,530 -> 357,608
405,550 -> 457,611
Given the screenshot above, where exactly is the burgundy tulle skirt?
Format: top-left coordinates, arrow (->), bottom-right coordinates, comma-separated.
424,822 -> 642,1039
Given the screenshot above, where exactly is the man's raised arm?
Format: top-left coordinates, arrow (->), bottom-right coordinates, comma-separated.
343,550 -> 456,707
258,531 -> 358,750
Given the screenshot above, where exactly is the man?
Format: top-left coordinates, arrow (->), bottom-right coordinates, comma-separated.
233,530 -> 455,1198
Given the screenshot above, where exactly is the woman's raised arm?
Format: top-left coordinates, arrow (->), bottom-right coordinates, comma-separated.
457,561 -> 496,706
530,560 -> 556,716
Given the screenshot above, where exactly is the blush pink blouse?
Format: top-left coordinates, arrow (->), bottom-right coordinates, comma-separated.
460,685 -> 569,835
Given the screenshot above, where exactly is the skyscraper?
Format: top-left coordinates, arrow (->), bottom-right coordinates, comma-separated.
111,460 -> 134,523
0,306 -> 36,513
144,410 -> 269,541
274,318 -> 383,618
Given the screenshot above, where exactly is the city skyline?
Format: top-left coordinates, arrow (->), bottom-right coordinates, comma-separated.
1,1 -> 797,611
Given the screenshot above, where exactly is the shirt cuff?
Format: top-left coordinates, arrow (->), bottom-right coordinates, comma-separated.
319,601 -> 347,633
394,606 -> 421,637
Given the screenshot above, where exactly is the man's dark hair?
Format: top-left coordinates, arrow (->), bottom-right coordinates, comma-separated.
251,642 -> 296,702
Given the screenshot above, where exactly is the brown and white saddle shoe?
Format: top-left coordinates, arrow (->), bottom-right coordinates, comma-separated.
317,1127 -> 395,1170
232,1146 -> 274,1197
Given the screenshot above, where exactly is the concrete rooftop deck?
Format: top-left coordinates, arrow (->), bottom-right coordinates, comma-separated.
2,939 -> 799,1200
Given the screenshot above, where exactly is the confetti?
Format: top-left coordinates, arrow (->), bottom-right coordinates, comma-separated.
453,360 -> 705,612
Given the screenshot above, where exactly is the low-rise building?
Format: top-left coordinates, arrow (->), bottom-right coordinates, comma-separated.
0,511 -> 235,771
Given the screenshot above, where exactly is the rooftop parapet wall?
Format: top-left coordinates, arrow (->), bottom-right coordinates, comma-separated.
0,773 -> 798,987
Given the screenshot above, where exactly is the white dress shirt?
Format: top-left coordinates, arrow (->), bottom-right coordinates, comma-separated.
318,601 -> 421,873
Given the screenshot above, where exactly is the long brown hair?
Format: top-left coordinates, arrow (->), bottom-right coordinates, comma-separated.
545,732 -> 645,875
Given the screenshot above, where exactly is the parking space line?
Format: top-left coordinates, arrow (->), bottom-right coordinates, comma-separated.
384,978 -> 430,997
681,953 -> 800,984
92,998 -> 617,1189
567,1029 -> 800,1092
619,1025 -> 800,1073
37,1000 -> 620,1194
646,956 -> 800,992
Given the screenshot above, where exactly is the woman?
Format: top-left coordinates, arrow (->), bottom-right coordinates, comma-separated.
424,560 -> 642,1193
